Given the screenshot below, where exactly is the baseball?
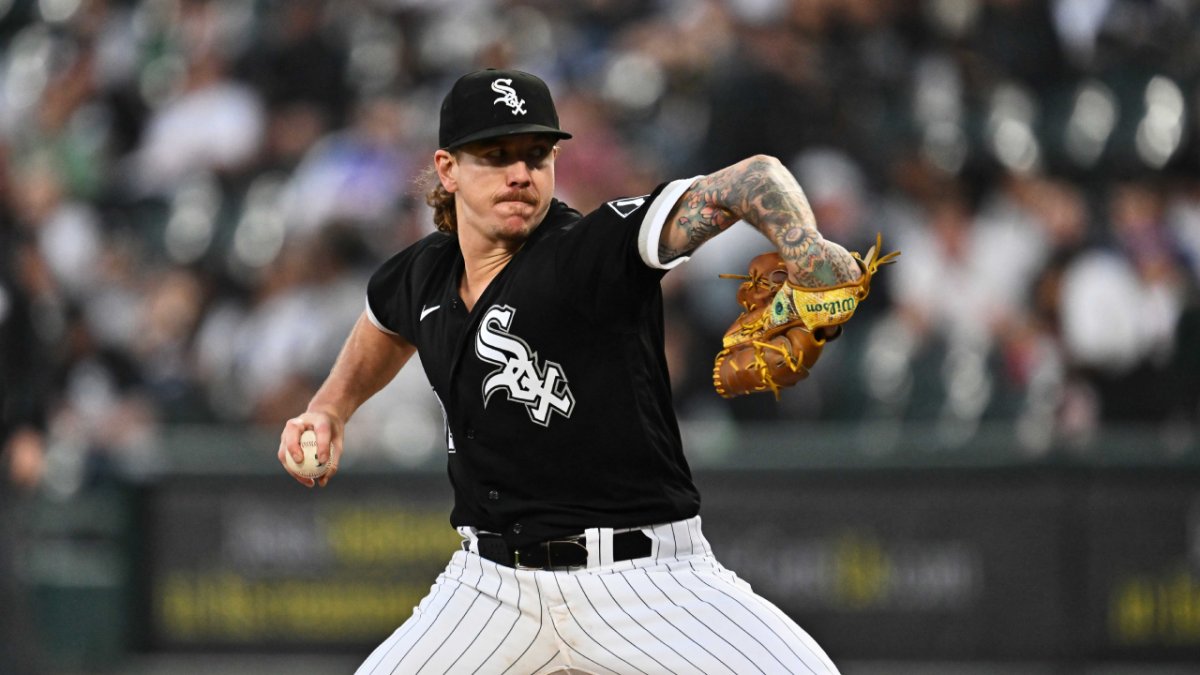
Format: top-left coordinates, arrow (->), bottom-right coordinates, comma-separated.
286,429 -> 329,479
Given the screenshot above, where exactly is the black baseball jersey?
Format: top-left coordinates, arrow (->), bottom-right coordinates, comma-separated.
366,179 -> 701,547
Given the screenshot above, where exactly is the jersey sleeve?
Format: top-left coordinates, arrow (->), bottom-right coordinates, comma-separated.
560,176 -> 701,277
366,245 -> 418,342
552,176 -> 701,324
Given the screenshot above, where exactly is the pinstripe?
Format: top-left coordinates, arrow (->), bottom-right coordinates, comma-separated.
412,551 -> 492,673
596,573 -> 700,672
360,566 -> 461,675
624,570 -> 738,674
675,563 -> 799,674
732,584 -> 840,674
473,561 -> 528,673
498,567 -> 548,675
639,567 -> 765,674
663,522 -> 678,560
687,518 -> 713,557
373,582 -> 450,674
440,552 -> 501,674
574,573 -> 681,674
417,590 -> 492,674
675,520 -> 693,557
686,560 -> 829,673
391,570 -> 479,674
527,651 -> 559,675
441,594 -> 502,674
401,563 -> 473,665
549,571 -> 650,675
759,604 -> 838,674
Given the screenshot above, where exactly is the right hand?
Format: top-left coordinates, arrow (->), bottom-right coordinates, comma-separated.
278,411 -> 344,488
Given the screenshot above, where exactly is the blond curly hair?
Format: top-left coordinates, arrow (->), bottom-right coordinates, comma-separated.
419,165 -> 457,234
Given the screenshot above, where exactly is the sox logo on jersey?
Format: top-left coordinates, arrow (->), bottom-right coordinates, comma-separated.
476,304 -> 574,426
491,78 -> 527,115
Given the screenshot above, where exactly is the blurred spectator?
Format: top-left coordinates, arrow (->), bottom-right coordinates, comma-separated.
132,33 -> 265,195
1058,179 -> 1191,422
554,90 -> 658,213
257,102 -> 332,176
239,0 -> 351,128
193,223 -> 373,425
12,34 -> 109,202
9,155 -> 105,300
131,264 -> 210,421
1,166 -> 51,674
863,180 -> 990,434
1,173 -> 50,489
1005,178 -> 1094,449
1166,179 -> 1200,285
279,94 -> 418,249
699,17 -> 832,172
47,302 -> 159,489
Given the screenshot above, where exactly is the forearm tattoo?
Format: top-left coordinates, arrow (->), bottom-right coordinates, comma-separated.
662,155 -> 861,286
658,200 -> 739,262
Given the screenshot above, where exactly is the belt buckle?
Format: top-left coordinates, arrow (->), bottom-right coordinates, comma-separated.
545,536 -> 588,571
515,534 -> 588,571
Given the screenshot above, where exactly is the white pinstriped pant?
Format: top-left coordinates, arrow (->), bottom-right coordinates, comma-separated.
355,516 -> 839,675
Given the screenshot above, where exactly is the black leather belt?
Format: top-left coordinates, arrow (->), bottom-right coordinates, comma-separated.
475,530 -> 652,570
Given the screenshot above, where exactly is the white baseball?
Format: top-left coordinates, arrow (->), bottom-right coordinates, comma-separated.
286,429 -> 329,479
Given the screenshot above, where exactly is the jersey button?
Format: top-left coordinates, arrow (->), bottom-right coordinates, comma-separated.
466,428 -> 476,439
512,523 -> 522,534
488,490 -> 499,501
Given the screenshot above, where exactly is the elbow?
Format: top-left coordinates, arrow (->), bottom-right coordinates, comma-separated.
741,154 -> 785,172
736,154 -> 793,187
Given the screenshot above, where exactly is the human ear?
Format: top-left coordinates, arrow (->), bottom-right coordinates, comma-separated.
434,149 -> 458,193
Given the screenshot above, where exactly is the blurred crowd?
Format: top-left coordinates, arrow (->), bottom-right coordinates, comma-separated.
2,0 -> 1200,495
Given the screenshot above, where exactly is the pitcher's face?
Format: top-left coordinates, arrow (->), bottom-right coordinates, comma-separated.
436,134 -> 559,244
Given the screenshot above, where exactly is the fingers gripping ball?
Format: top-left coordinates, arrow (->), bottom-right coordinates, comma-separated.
712,232 -> 900,399
287,429 -> 330,479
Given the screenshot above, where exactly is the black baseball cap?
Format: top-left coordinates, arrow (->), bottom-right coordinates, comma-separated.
439,68 -> 572,150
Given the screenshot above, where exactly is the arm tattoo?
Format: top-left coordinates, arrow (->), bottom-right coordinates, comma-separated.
658,201 -> 738,262
663,155 -> 861,286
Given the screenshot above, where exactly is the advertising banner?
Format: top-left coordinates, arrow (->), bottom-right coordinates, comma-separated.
145,475 -> 459,650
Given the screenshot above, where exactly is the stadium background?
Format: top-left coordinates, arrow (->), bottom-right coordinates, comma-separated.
2,0 -> 1200,673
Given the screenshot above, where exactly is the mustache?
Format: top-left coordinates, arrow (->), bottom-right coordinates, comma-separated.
494,190 -> 537,205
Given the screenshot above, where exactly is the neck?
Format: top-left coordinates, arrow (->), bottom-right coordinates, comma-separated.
457,231 -> 524,312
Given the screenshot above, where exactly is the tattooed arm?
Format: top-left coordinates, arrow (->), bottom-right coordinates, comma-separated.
660,154 -> 861,287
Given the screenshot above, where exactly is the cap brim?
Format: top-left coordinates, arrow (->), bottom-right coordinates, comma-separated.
443,123 -> 572,150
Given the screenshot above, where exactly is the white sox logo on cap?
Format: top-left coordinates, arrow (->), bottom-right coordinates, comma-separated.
491,78 -> 527,116
439,68 -> 571,148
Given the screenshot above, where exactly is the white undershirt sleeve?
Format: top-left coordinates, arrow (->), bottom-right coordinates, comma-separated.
637,176 -> 703,270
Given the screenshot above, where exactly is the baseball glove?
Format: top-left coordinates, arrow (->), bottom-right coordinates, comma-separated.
712,233 -> 900,399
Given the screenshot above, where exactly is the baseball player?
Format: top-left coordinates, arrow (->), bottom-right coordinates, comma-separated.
279,68 -> 871,674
